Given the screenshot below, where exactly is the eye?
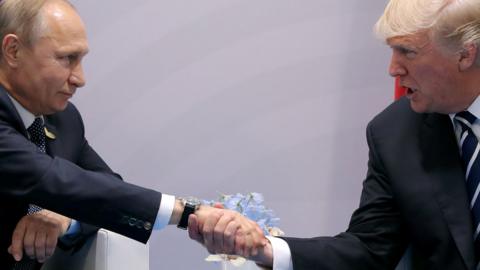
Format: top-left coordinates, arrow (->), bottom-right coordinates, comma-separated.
58,54 -> 79,64
398,47 -> 417,59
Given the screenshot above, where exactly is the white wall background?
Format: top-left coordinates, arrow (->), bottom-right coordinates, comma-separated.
69,1 -> 392,269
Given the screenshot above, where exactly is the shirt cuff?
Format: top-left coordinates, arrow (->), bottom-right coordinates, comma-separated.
62,219 -> 80,237
153,194 -> 175,230
266,236 -> 293,270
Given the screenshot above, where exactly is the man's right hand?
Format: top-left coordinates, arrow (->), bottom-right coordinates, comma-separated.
8,209 -> 71,263
188,205 -> 267,257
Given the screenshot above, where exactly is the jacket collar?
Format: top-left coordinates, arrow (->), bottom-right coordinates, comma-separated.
0,85 -> 28,137
0,85 -> 58,154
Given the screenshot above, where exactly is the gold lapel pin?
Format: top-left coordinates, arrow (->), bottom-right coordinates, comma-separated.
44,127 -> 56,140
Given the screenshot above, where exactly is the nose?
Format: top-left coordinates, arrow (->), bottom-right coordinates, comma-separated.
388,52 -> 407,78
69,63 -> 86,88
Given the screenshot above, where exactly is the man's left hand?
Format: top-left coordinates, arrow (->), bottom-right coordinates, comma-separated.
8,209 -> 71,263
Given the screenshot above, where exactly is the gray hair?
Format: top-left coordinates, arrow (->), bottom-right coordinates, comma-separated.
0,0 -> 73,46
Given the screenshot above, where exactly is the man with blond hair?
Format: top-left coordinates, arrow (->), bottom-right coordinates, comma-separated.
192,0 -> 480,269
0,0 -> 266,269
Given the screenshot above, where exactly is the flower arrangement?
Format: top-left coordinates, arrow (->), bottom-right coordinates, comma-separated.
203,192 -> 283,269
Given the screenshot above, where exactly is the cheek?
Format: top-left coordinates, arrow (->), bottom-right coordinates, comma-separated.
42,70 -> 70,91
415,65 -> 452,96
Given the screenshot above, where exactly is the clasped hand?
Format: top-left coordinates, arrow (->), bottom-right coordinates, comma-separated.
8,209 -> 71,263
188,205 -> 267,258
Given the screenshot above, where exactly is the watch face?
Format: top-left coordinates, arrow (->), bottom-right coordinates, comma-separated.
184,196 -> 201,206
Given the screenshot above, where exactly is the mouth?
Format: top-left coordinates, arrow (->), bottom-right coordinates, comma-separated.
406,87 -> 418,96
60,92 -> 74,98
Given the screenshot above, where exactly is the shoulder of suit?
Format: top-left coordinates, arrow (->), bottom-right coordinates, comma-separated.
368,97 -> 426,131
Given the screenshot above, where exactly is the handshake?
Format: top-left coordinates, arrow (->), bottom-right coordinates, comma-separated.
186,204 -> 273,265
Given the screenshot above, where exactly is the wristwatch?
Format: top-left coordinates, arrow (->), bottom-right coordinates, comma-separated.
177,197 -> 201,230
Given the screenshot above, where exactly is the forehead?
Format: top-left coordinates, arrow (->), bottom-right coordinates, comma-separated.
37,1 -> 89,54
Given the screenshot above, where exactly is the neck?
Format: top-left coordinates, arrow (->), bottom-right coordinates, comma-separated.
0,68 -> 40,116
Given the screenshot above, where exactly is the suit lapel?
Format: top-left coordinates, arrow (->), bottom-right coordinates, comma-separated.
421,113 -> 476,269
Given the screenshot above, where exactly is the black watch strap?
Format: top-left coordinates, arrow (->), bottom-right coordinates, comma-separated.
177,202 -> 196,230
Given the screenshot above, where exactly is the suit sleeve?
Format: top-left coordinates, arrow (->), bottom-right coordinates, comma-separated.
56,105 -> 125,248
58,138 -> 121,249
281,122 -> 408,270
0,114 -> 161,244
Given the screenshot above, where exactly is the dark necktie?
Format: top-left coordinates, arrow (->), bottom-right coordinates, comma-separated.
26,117 -> 45,214
454,111 -> 480,261
13,117 -> 46,270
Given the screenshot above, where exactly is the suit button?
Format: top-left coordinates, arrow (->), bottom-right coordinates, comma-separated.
128,217 -> 137,226
136,220 -> 144,229
144,222 -> 152,231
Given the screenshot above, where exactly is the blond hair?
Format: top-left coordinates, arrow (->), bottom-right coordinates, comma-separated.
0,0 -> 73,46
375,0 -> 480,54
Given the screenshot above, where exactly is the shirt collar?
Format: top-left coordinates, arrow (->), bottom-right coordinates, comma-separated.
6,93 -> 42,129
449,95 -> 480,122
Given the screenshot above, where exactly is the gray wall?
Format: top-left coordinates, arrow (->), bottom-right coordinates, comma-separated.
70,1 -> 392,269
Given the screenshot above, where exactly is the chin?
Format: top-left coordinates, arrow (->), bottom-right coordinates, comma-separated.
409,101 -> 429,114
48,102 -> 69,114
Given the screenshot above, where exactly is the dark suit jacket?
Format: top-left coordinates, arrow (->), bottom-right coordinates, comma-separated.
283,98 -> 476,269
0,86 -> 162,268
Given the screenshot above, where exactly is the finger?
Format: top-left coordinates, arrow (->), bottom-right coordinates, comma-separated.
250,221 -> 266,256
187,214 -> 203,243
212,214 -> 235,253
202,211 -> 223,254
10,219 -> 27,261
234,229 -> 245,257
34,231 -> 47,263
23,226 -> 36,259
44,233 -> 58,260
239,220 -> 258,257
243,229 -> 254,257
256,223 -> 267,246
223,219 -> 240,254
248,221 -> 263,256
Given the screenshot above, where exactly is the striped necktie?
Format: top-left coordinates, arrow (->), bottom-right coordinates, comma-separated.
455,111 -> 480,261
13,118 -> 46,270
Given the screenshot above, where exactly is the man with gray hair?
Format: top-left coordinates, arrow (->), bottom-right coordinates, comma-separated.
0,0 -> 267,269
191,0 -> 480,269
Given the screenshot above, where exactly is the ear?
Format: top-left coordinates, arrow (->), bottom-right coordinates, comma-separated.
458,43 -> 478,71
2,34 -> 21,68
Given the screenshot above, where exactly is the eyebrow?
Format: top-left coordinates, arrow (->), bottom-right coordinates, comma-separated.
389,44 -> 415,52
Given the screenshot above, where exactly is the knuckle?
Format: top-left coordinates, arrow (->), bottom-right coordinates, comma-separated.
213,228 -> 223,235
